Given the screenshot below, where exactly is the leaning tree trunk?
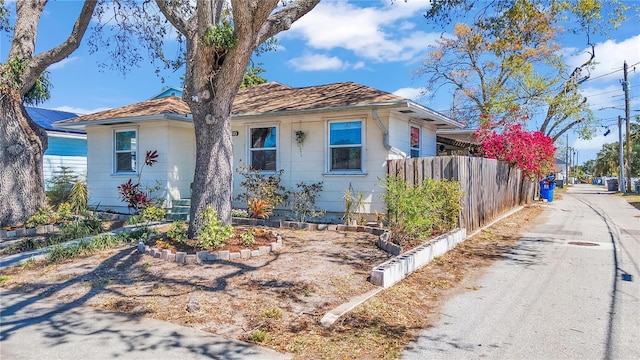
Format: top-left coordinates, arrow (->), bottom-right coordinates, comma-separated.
0,89 -> 48,227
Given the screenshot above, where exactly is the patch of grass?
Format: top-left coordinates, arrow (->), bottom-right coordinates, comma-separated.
249,330 -> 266,343
142,262 -> 152,271
263,307 -> 283,319
0,275 -> 10,284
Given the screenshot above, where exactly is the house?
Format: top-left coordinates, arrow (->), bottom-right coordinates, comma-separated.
55,82 -> 464,220
26,107 -> 87,189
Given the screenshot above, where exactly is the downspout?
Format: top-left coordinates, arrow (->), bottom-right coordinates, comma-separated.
372,109 -> 406,157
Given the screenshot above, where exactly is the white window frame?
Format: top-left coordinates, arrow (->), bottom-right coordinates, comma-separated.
410,125 -> 421,158
113,128 -> 138,174
247,125 -> 278,172
326,119 -> 366,175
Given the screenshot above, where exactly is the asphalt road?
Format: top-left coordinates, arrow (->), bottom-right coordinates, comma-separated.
403,184 -> 640,360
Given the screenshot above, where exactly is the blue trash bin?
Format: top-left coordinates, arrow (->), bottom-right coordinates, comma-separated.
540,181 -> 556,202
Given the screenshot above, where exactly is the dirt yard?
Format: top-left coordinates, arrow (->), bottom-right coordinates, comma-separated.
0,203 -> 545,359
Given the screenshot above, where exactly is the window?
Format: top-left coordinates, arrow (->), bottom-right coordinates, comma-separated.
410,126 -> 420,158
250,126 -> 277,171
114,130 -> 137,173
329,120 -> 362,171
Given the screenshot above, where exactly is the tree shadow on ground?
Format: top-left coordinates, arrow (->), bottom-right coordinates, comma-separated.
0,244 -> 287,359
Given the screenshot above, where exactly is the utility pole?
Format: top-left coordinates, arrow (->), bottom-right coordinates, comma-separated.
565,133 -> 570,186
623,61 -> 631,193
618,115 -> 626,194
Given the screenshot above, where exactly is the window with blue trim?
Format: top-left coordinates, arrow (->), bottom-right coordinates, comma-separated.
114,130 -> 137,173
329,121 -> 362,171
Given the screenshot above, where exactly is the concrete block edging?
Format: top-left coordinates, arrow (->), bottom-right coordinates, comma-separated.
370,228 -> 467,288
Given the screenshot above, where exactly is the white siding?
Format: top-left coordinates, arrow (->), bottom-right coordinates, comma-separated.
86,120 -> 186,212
232,108 -> 393,219
166,122 -> 196,205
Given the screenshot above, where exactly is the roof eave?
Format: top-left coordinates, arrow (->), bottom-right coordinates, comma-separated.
53,113 -> 193,130
406,102 -> 464,129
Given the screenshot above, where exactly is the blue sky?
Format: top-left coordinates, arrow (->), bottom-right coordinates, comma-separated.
1,0 -> 639,165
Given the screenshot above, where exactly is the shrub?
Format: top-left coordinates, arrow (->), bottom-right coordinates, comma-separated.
55,218 -> 103,241
381,176 -> 462,245
235,165 -> 289,209
141,206 -> 166,222
46,166 -> 79,207
167,220 -> 188,243
56,203 -> 74,222
247,198 -> 272,219
240,229 -> 255,246
69,180 -> 88,213
197,207 -> 234,249
25,207 -> 55,228
342,183 -> 364,225
291,181 -> 325,222
117,150 -> 159,212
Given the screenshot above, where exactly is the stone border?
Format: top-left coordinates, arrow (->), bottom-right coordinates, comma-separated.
370,228 -> 467,288
0,225 -> 60,239
137,231 -> 284,264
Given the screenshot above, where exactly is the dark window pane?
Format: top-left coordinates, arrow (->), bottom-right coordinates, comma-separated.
330,121 -> 361,145
331,147 -> 361,170
251,150 -> 276,171
251,127 -> 276,148
411,149 -> 420,158
116,131 -> 136,151
116,152 -> 136,172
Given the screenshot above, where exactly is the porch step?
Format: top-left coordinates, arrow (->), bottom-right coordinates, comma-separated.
169,199 -> 191,221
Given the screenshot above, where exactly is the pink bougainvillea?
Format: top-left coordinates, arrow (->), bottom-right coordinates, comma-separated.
475,117 -> 556,179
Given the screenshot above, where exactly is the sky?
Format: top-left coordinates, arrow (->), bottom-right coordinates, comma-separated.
1,0 -> 639,165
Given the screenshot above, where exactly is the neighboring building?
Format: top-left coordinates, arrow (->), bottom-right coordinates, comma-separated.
26,107 -> 87,189
148,86 -> 183,99
436,129 -> 479,156
55,82 -> 464,219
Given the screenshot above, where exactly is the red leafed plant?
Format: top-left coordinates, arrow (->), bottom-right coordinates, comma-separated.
475,115 -> 556,179
118,150 -> 158,212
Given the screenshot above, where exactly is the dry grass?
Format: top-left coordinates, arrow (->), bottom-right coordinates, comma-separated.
0,204 -> 545,359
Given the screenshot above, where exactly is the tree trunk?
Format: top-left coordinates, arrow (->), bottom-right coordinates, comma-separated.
187,100 -> 235,238
0,90 -> 48,227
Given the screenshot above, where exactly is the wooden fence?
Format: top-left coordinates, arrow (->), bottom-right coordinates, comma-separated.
387,156 -> 535,232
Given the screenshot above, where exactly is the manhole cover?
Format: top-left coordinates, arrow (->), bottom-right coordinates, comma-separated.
568,241 -> 600,247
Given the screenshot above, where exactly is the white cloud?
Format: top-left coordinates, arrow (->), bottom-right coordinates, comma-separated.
286,0 -> 440,63
48,56 -> 79,71
581,84 -> 624,110
574,130 -> 619,151
393,87 -> 425,100
51,106 -> 112,115
288,53 -> 367,71
288,53 -> 345,71
565,34 -> 640,83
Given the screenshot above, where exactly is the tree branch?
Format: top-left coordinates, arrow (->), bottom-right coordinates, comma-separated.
257,0 -> 320,45
552,117 -> 585,142
155,0 -> 189,36
21,0 -> 97,95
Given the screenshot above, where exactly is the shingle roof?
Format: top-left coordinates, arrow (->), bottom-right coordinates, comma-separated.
56,82 -> 454,127
25,107 -> 83,134
57,95 -> 190,123
231,81 -> 405,114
